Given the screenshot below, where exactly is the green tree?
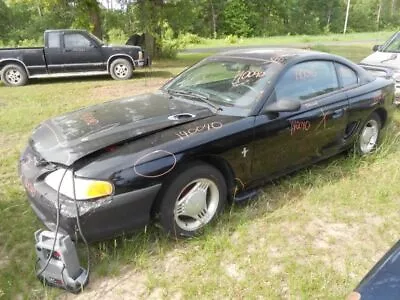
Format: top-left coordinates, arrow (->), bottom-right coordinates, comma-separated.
71,0 -> 103,38
0,0 -> 10,41
221,0 -> 254,37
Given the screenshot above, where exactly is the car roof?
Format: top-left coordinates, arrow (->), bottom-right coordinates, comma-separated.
45,29 -> 87,33
213,47 -> 374,83
215,47 -> 332,62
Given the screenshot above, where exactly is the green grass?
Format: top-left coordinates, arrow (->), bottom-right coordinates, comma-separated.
186,30 -> 394,49
1,44 -> 400,299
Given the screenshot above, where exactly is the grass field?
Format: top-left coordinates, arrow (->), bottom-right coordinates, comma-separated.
1,43 -> 400,299
185,30 -> 394,49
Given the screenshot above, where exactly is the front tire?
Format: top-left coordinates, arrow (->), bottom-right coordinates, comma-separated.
109,58 -> 133,80
356,112 -> 382,155
158,162 -> 227,238
1,64 -> 28,86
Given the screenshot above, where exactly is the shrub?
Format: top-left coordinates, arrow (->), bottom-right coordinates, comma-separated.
224,34 -> 239,44
107,28 -> 128,45
300,35 -> 311,43
157,22 -> 186,58
17,39 -> 41,47
178,32 -> 204,45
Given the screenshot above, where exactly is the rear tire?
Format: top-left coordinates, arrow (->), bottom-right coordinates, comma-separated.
109,58 -> 133,80
356,112 -> 382,155
1,64 -> 28,86
158,162 -> 227,238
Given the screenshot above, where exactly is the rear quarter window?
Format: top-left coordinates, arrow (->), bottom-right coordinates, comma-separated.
47,32 -> 60,48
336,63 -> 358,88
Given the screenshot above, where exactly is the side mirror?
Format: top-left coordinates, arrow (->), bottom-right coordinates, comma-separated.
264,99 -> 301,113
372,45 -> 381,52
90,42 -> 98,48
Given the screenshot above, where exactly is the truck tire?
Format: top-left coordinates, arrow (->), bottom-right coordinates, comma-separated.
1,64 -> 28,86
110,58 -> 133,80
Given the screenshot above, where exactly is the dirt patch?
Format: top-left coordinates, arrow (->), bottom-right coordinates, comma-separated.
62,249 -> 189,300
62,268 -> 148,300
0,257 -> 9,270
222,263 -> 245,281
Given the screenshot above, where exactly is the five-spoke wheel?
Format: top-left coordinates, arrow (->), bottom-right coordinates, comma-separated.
158,162 -> 227,238
357,112 -> 382,155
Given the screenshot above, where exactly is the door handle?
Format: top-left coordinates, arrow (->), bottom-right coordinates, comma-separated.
332,109 -> 345,119
65,49 -> 72,52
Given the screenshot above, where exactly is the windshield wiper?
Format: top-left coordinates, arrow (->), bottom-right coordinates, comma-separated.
381,53 -> 398,63
167,88 -> 222,112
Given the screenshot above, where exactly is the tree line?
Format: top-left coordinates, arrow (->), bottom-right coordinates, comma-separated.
0,0 -> 399,56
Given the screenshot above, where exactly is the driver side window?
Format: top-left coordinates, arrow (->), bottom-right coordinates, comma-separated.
64,33 -> 91,49
275,61 -> 339,102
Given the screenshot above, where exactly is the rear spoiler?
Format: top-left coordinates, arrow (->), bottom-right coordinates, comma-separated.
359,64 -> 394,79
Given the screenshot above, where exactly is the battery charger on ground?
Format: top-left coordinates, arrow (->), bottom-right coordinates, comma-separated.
34,229 -> 88,293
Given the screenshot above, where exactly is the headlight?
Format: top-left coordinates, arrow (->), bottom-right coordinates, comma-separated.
44,169 -> 113,200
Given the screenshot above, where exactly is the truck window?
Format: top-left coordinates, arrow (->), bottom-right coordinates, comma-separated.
48,32 -> 61,48
64,33 -> 91,49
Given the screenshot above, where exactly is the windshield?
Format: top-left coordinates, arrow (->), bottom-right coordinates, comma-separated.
163,58 -> 281,113
88,32 -> 104,46
382,33 -> 400,52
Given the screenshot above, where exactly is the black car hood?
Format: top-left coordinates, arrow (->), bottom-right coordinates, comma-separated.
29,91 -> 213,166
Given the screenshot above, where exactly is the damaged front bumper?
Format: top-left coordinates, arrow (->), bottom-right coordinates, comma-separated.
24,181 -> 161,241
20,147 -> 161,241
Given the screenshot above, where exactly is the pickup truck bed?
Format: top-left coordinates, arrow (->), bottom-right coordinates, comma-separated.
0,29 -> 149,86
0,48 -> 47,76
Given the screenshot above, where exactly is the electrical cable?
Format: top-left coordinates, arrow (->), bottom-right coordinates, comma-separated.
36,167 -> 69,279
71,170 -> 90,290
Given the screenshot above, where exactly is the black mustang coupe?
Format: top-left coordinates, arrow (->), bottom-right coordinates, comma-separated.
19,48 -> 395,240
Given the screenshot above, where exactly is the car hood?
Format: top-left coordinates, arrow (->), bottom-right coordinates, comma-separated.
29,91 -> 213,166
361,51 -> 400,71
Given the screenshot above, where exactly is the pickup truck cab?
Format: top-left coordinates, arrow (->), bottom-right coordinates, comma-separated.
0,29 -> 150,86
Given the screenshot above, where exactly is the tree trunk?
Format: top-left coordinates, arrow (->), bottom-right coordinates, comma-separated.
391,0 -> 396,17
37,4 -> 43,17
210,0 -> 217,39
377,0 -> 382,29
90,9 -> 103,39
80,0 -> 103,39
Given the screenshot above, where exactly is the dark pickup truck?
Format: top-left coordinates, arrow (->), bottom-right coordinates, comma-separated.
0,29 -> 150,86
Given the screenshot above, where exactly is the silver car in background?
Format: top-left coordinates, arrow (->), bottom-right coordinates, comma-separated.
361,32 -> 400,104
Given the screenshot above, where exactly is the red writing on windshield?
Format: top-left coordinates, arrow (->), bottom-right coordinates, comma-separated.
232,71 -> 265,87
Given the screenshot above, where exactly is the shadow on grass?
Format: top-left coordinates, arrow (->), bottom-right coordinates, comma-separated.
22,70 -> 174,86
